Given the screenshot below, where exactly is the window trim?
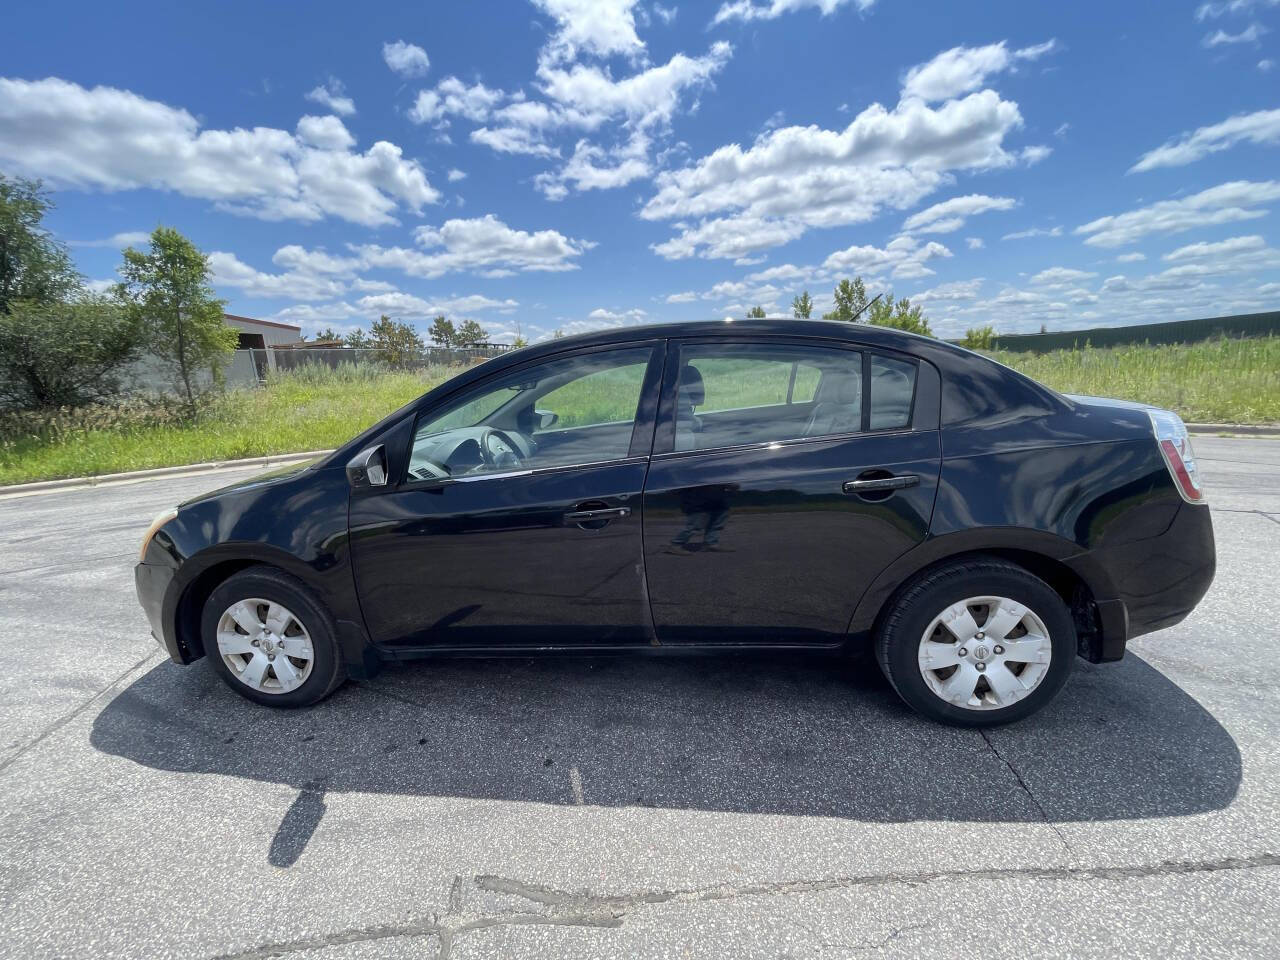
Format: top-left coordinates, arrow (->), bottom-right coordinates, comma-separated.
396,340 -> 665,489
654,336 -> 924,457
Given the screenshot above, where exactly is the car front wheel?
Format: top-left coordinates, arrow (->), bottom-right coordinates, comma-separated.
201,566 -> 346,707
876,558 -> 1076,726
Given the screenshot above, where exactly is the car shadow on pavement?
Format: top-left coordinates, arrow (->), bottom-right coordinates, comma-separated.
92,650 -> 1240,847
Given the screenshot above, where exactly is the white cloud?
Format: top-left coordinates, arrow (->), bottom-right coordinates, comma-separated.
1116,252 -> 1146,263
470,125 -> 562,159
643,87 -> 1024,259
1029,266 -> 1098,287
906,278 -> 984,303
0,77 -> 439,227
209,251 -> 348,301
900,39 -> 1057,102
1075,180 -> 1280,246
295,115 -> 356,151
358,291 -> 519,318
1001,225 -> 1062,240
447,168 -> 467,182
665,291 -> 699,303
1161,234 -> 1268,261
1197,0 -> 1278,18
532,0 -> 645,64
1262,59 -> 1276,71
535,42 -> 733,130
711,0 -> 875,26
1130,108 -> 1280,172
902,194 -> 1016,233
587,307 -> 649,322
354,214 -> 592,278
408,76 -> 505,125
535,132 -> 651,198
69,230 -> 151,249
1203,23 -> 1268,45
823,235 -> 953,279
304,79 -> 355,116
382,40 -> 430,78
966,236 -> 984,249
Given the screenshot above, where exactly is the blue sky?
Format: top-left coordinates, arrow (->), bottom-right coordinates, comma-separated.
4,0 -> 1278,342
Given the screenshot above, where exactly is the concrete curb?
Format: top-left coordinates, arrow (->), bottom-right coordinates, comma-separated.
0,450 -> 334,497
1186,423 -> 1280,437
2,423 -> 1277,497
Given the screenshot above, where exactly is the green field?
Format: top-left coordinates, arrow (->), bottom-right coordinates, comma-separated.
1,336 -> 1277,486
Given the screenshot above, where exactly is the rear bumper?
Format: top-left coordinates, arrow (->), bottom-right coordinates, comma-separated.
135,562 -> 187,664
1072,501 -> 1215,661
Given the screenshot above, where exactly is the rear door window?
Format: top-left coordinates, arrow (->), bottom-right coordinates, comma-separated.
670,342 -> 862,452
869,355 -> 917,430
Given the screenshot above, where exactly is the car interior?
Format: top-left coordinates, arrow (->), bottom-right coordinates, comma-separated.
405,346 -> 919,481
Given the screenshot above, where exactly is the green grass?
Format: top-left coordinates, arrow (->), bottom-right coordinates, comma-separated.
991,336 -> 1280,424
1,336 -> 1277,486
0,363 -> 464,486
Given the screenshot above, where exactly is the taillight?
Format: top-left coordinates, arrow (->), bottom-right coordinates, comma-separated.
1148,409 -> 1205,504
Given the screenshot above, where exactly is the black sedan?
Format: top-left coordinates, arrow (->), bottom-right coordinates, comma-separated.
135,319 -> 1214,725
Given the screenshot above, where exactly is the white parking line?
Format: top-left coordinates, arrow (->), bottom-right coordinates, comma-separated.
569,765 -> 585,805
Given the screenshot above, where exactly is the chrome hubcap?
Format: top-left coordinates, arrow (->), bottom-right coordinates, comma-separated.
917,596 -> 1052,711
216,598 -> 314,694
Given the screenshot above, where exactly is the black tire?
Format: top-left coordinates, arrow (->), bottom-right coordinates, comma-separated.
201,566 -> 346,708
875,558 -> 1075,727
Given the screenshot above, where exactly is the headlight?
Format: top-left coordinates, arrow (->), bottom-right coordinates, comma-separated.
139,507 -> 179,562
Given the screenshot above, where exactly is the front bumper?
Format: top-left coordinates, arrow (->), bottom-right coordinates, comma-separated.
135,562 -> 184,663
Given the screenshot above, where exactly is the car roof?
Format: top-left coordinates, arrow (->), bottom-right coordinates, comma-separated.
518,317 -> 936,357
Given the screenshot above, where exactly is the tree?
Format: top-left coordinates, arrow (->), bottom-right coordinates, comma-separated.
866,294 -> 932,337
552,328 -> 566,339
961,325 -> 996,350
367,314 -> 423,368
746,305 -> 767,318
427,314 -> 456,347
454,319 -> 489,347
511,336 -> 528,349
822,278 -> 868,322
118,227 -> 236,421
0,175 -> 79,314
791,290 -> 813,319
311,326 -> 344,343
0,295 -> 140,409
345,327 -> 370,348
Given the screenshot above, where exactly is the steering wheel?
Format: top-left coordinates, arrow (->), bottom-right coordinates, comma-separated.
478,428 -> 525,470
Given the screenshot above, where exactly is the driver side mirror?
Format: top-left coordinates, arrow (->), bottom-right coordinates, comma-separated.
535,408 -> 558,430
346,444 -> 388,488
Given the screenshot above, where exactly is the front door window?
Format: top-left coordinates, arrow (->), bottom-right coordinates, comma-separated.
407,346 -> 656,482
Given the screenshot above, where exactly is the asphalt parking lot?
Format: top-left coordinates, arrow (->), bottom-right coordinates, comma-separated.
2,436 -> 1278,959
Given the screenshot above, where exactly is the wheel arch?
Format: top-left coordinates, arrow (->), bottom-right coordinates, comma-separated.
846,530 -> 1119,662
167,544 -> 324,662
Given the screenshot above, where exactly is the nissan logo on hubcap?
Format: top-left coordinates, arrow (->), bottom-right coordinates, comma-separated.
974,645 -> 990,660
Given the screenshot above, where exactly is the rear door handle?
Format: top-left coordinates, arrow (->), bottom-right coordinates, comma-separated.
842,475 -> 920,494
564,506 -> 632,523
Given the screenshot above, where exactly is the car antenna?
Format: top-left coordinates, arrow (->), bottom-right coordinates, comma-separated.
849,292 -> 883,323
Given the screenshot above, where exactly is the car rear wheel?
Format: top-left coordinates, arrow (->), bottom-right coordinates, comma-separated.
201,567 -> 346,707
876,558 -> 1076,726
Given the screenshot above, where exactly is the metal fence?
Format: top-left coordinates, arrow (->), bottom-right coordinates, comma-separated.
227,344 -> 512,386
987,310 -> 1280,353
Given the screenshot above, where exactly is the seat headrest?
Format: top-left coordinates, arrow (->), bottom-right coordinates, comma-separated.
816,371 -> 861,405
678,364 -> 705,405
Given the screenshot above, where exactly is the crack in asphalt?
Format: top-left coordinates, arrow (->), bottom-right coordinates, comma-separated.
0,650 -> 161,776
978,728 -> 1074,854
206,852 -> 1280,959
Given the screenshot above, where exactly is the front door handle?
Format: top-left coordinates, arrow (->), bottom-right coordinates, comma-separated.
842,474 -> 920,494
564,506 -> 632,523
